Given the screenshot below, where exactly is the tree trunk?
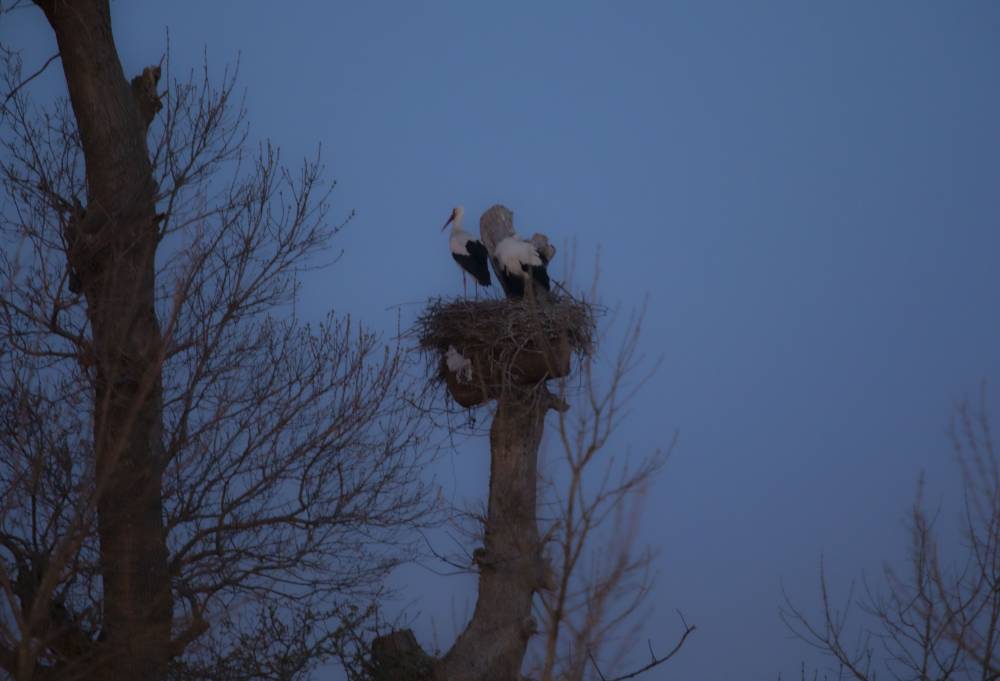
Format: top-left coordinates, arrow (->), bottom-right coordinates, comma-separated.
436,387 -> 552,681
35,1 -> 172,679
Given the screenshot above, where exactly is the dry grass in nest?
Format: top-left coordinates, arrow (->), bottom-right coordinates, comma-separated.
413,295 -> 597,388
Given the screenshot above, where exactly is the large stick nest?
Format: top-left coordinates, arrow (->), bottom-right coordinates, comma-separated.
413,295 -> 597,406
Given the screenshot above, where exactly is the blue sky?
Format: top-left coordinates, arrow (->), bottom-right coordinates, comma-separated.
5,1 -> 1000,678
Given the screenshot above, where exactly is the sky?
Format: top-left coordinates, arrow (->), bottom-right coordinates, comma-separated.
4,1 -> 1000,678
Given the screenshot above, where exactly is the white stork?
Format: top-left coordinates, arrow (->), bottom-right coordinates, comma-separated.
529,233 -> 556,266
494,234 -> 550,298
442,206 -> 491,296
445,345 -> 473,383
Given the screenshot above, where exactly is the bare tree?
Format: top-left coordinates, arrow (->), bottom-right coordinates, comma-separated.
781,389 -> 999,681
528,302 -> 693,681
0,4 -> 433,680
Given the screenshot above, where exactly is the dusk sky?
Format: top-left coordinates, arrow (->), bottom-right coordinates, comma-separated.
4,1 -> 1000,678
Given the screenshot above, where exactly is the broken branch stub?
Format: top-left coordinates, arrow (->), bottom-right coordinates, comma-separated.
370,630 -> 434,681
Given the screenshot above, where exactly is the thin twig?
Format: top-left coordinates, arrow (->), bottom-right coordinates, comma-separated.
1,51 -> 59,112
589,611 -> 696,681
588,648 -> 609,681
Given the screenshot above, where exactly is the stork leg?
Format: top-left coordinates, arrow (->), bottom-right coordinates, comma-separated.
463,272 -> 467,297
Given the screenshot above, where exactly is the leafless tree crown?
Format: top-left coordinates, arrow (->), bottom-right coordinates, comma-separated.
1,6 -> 435,679
782,391 -> 1000,681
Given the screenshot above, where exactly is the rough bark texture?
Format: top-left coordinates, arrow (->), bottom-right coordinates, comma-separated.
34,1 -> 172,679
434,387 -> 551,681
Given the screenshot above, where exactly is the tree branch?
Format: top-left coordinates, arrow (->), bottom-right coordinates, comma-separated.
1,52 -> 59,115
587,612 -> 696,681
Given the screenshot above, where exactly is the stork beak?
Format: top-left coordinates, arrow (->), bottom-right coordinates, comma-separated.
441,212 -> 454,231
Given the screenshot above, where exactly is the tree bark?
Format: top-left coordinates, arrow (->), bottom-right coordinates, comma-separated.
35,1 -> 172,679
436,386 -> 552,681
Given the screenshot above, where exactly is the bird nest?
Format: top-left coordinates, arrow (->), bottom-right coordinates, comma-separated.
414,296 -> 597,407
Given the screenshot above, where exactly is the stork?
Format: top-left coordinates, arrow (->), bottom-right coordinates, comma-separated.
443,206 -> 491,296
494,234 -> 550,298
478,205 -> 557,298
529,233 -> 556,266
445,345 -> 473,383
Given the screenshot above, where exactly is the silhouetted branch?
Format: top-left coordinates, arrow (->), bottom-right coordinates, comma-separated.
587,612 -> 696,681
1,34 -> 435,680
782,389 -> 1000,681
1,52 -> 59,116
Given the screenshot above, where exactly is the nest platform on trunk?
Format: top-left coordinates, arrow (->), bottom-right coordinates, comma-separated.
416,296 -> 596,408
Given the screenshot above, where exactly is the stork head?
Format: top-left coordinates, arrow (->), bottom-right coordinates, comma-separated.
442,205 -> 464,231
531,233 -> 556,265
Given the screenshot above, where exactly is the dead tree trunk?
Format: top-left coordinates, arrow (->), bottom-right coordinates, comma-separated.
388,205 -> 584,680
34,2 -> 172,679
435,387 -> 553,681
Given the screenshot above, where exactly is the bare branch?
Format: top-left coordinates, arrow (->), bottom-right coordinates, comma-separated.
1,52 -> 59,117
1,28 -> 435,681
784,388 -> 1000,681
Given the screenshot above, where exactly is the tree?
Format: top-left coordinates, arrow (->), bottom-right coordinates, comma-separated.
355,235 -> 693,681
1,5 -> 689,680
530,304 -> 694,681
0,3 -> 432,680
781,390 -> 999,681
